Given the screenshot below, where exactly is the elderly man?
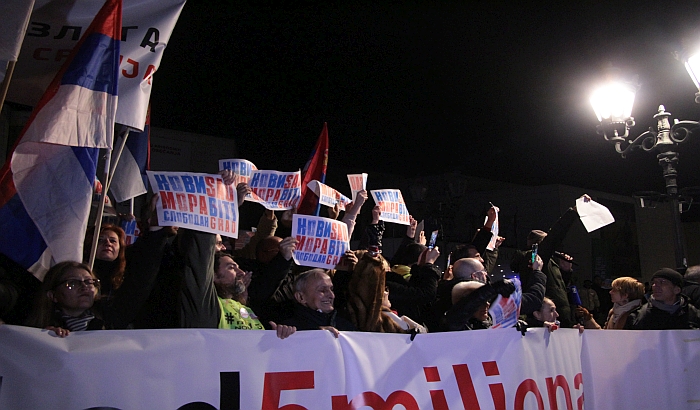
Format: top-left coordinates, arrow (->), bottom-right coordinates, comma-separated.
282,269 -> 355,337
625,268 -> 700,330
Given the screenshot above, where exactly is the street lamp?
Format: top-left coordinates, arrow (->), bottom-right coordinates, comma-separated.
590,61 -> 700,273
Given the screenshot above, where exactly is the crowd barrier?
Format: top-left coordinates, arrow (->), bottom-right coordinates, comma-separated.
0,325 -> 698,409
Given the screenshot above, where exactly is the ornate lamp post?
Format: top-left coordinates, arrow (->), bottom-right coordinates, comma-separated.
590,61 -> 700,273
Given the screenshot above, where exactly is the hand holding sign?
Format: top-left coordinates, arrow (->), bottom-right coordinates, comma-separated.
370,189 -> 411,225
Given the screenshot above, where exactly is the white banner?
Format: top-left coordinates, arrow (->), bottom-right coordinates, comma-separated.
0,325 -> 584,409
581,329 -> 700,410
7,0 -> 186,130
147,171 -> 239,238
2,325 -> 699,409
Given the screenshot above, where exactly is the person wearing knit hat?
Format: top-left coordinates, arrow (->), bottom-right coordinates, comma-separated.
624,268 -> 700,330
651,268 -> 684,289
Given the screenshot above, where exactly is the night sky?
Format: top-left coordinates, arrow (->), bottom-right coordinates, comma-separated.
151,2 -> 700,198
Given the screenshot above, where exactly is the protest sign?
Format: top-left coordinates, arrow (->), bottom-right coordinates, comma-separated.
247,170 -> 301,210
307,180 -> 351,211
576,196 -> 615,232
489,278 -> 522,329
370,189 -> 411,225
347,173 -> 368,202
120,219 -> 141,245
218,158 -> 258,185
146,171 -> 238,238
292,214 -> 349,269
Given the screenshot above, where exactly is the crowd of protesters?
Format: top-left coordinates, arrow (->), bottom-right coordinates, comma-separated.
1,171 -> 699,340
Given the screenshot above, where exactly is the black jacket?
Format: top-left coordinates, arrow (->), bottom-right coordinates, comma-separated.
624,297 -> 700,330
282,304 -> 356,331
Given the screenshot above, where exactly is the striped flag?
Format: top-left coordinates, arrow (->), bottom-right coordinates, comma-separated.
0,0 -> 121,279
110,106 -> 150,203
297,123 -> 329,215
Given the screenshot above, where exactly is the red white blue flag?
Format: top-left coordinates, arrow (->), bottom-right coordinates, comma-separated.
110,106 -> 150,203
0,0 -> 121,279
297,123 -> 329,216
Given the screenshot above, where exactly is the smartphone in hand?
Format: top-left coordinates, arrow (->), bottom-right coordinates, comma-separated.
428,230 -> 438,249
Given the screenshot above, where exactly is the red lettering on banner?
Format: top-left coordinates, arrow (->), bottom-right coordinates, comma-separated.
296,236 -> 306,250
199,196 -> 208,215
205,176 -> 216,197
349,176 -> 361,190
210,217 -> 216,230
175,193 -> 187,211
331,391 -> 419,410
122,58 -> 139,78
312,238 -> 322,252
218,218 -> 224,231
284,175 -> 293,189
423,367 -> 449,410
160,191 -> 176,209
187,194 -> 198,213
320,239 -> 328,254
453,364 -> 481,409
546,375 -> 573,410
514,379 -> 544,410
261,371 -> 314,410
273,190 -> 281,202
483,361 -> 506,410
573,373 -> 584,410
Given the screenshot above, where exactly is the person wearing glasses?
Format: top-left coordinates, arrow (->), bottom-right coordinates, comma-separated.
26,261 -> 103,336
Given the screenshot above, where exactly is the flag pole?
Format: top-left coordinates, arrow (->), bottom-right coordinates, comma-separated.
0,61 -> 17,113
87,127 -> 129,270
105,126 -> 130,194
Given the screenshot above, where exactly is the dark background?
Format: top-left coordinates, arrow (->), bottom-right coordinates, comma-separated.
151,2 -> 700,198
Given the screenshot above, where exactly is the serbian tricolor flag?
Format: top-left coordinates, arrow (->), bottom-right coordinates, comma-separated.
110,106 -> 150,203
0,0 -> 121,279
297,123 -> 329,215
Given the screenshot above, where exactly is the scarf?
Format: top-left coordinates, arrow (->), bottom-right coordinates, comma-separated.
650,296 -> 682,315
610,299 -> 642,327
59,310 -> 95,331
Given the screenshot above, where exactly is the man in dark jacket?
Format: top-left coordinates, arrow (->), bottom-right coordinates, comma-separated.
283,269 -> 355,336
511,197 -> 587,327
625,268 -> 700,330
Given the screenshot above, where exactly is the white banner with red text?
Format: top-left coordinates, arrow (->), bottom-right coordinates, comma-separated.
7,0 -> 186,130
0,325 -> 698,409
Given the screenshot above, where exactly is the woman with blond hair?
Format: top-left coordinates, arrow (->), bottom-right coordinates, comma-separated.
578,276 -> 645,329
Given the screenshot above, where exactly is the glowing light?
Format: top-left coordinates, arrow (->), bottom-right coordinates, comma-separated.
590,82 -> 636,122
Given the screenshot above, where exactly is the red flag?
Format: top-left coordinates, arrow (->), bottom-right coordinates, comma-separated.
297,123 -> 329,215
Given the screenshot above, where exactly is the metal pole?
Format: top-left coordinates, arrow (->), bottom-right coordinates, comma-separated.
657,149 -> 687,272
0,61 -> 17,113
88,126 -> 130,269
